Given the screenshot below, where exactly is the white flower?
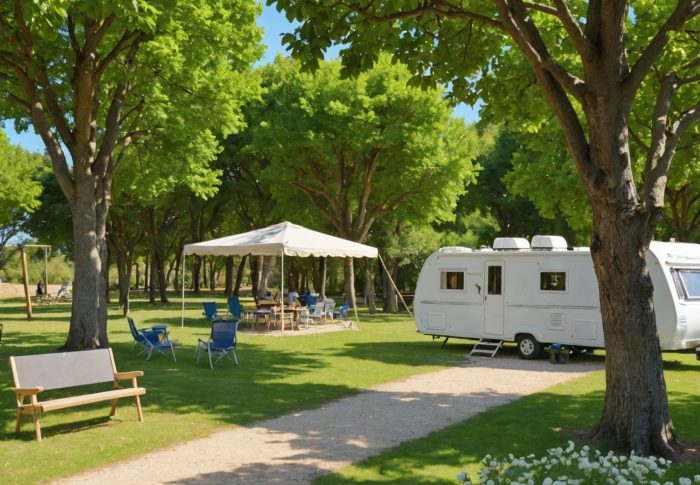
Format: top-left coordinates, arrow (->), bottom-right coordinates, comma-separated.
456,471 -> 468,481
679,478 -> 691,485
694,475 -> 700,483
543,478 -> 553,485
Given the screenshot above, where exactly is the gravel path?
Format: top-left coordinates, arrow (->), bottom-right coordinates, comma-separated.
58,356 -> 602,485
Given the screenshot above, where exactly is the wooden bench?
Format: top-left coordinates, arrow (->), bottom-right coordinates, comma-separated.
9,348 -> 146,441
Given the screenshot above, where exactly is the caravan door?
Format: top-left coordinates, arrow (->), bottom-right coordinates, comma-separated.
484,262 -> 504,335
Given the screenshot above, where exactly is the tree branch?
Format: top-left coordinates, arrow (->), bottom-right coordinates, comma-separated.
96,29 -> 141,81
551,0 -> 594,60
629,127 -> 651,155
644,84 -> 700,205
623,0 -> 696,104
350,0 -> 503,30
495,0 -> 586,103
493,0 -> 597,188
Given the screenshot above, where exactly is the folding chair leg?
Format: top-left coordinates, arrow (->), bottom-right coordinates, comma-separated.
232,350 -> 239,366
170,345 -> 177,362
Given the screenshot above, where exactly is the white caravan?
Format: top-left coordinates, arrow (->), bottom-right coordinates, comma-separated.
413,235 -> 700,359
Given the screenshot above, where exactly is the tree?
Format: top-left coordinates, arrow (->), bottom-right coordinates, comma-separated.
453,127 -> 586,244
273,0 -> 700,457
0,130 -> 47,268
250,56 -> 480,306
0,1 -> 261,349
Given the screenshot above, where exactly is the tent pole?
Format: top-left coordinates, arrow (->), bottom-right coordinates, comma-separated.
379,254 -> 414,321
281,253 -> 285,335
350,258 -> 360,328
181,252 -> 186,327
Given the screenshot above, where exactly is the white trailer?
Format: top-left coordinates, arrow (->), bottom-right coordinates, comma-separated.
413,235 -> 700,359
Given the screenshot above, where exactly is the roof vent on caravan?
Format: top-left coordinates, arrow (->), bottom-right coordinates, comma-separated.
531,235 -> 568,251
493,237 -> 530,251
439,246 -> 472,253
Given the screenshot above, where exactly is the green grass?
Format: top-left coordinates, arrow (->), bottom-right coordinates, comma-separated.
0,293 -> 464,484
2,295 -> 699,484
314,351 -> 700,484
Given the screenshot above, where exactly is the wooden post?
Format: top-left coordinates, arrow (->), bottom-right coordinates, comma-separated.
21,246 -> 32,320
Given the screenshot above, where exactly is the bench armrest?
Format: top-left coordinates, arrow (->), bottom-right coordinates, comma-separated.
114,371 -> 144,380
15,386 -> 44,395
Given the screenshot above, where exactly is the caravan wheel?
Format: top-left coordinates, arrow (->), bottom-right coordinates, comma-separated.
516,334 -> 542,360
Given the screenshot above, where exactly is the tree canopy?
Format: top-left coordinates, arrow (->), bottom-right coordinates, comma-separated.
0,0 -> 262,348
250,55 -> 481,243
271,0 -> 700,458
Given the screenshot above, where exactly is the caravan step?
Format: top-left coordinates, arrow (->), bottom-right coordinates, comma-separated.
470,339 -> 503,358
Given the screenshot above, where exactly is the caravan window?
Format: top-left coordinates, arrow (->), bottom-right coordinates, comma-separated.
540,272 -> 567,291
440,271 -> 464,290
673,269 -> 700,300
487,266 -> 502,295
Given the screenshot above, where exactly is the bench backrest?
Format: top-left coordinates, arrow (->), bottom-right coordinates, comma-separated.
10,348 -> 117,390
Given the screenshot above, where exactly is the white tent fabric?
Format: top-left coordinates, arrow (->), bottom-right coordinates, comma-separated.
183,221 -> 378,259
180,221 -> 387,328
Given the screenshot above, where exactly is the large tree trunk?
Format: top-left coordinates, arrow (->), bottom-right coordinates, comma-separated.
343,257 -> 356,309
233,255 -> 247,297
319,257 -> 327,300
114,247 -> 133,316
143,254 -> 149,294
149,252 -> 157,304
63,177 -> 107,349
364,262 -> 376,314
382,259 -> 398,313
224,256 -> 234,296
589,204 -> 678,456
156,251 -> 169,303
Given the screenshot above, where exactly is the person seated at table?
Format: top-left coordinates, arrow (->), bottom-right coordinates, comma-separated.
257,287 -> 273,301
36,281 -> 44,296
287,287 -> 299,306
299,288 -> 310,306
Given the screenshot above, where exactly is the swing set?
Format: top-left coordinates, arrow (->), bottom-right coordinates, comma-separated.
20,244 -> 52,320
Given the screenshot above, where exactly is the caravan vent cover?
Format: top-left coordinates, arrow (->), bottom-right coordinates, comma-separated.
439,246 -> 473,253
531,235 -> 568,251
493,237 -> 530,251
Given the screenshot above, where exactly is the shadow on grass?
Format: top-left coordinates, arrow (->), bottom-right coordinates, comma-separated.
332,339 -> 606,369
0,336 -> 357,440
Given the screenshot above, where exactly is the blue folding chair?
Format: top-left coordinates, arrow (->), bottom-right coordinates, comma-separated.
195,320 -> 239,368
227,296 -> 243,320
202,301 -> 220,322
127,317 -> 176,361
333,304 -> 349,321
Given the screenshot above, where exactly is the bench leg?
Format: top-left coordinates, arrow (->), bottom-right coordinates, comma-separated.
32,410 -> 42,441
15,409 -> 22,434
110,397 -> 119,417
134,395 -> 144,422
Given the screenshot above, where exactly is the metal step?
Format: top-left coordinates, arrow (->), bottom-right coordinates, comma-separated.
469,338 -> 503,358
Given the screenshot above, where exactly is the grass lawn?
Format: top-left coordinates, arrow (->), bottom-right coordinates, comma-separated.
315,351 -> 700,484
0,292 -> 464,484
2,293 -> 699,483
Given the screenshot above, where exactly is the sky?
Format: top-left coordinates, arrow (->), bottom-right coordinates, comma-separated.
4,3 -> 479,153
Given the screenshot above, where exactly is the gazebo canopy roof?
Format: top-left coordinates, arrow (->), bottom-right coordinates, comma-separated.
183,221 -> 378,259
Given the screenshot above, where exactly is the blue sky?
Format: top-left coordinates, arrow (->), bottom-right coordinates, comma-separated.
4,4 -> 478,153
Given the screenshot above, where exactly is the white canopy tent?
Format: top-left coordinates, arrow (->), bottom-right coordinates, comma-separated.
180,221 -> 408,328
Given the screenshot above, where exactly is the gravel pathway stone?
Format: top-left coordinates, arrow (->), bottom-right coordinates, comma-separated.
58,355 -> 602,484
